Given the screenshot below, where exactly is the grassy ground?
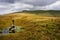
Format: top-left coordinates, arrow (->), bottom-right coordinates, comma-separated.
0,11 -> 60,40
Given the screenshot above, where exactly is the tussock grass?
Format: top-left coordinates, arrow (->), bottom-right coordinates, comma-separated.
0,12 -> 60,40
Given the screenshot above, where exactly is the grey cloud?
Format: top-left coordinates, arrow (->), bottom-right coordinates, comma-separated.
0,0 -> 14,3
16,0 -> 57,6
0,0 -> 60,15
33,1 -> 60,10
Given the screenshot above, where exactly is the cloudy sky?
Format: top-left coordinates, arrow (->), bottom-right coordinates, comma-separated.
0,0 -> 60,15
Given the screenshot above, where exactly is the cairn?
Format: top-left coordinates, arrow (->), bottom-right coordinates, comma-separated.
9,20 -> 15,33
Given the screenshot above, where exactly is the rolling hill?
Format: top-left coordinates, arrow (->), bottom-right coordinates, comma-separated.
0,10 -> 60,40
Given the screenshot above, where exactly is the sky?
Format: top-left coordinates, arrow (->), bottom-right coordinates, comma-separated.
0,0 -> 60,15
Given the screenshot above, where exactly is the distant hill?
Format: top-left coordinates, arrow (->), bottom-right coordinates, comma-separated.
22,10 -> 60,17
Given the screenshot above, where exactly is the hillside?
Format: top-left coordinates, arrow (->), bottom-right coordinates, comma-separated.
0,10 -> 60,40
22,10 -> 60,17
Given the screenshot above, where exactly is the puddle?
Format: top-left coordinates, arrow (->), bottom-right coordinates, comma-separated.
0,26 -> 24,35
2,28 -> 9,34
